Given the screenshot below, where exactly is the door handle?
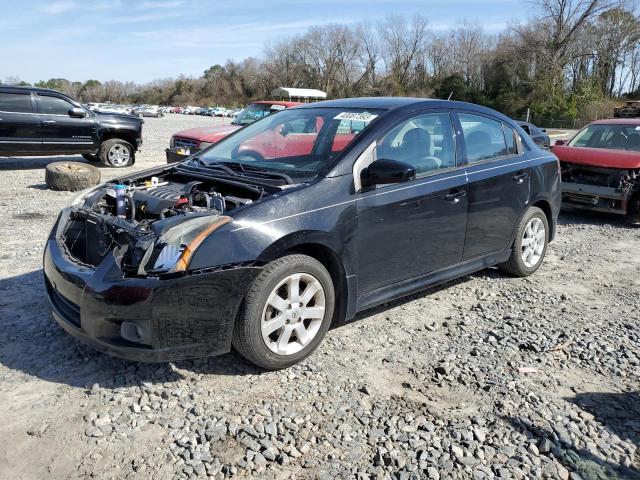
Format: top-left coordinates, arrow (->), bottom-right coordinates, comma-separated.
513,172 -> 528,184
42,120 -> 56,125
445,189 -> 467,203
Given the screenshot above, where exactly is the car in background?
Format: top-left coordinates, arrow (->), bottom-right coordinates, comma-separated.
613,100 -> 640,118
94,104 -> 133,115
210,107 -> 227,117
552,118 -> 640,223
45,97 -> 560,369
0,85 -> 142,167
134,105 -> 163,118
169,101 -> 301,154
517,121 -> 551,149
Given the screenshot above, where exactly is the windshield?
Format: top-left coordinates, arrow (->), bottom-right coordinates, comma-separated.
196,107 -> 382,181
232,103 -> 279,126
569,124 -> 640,152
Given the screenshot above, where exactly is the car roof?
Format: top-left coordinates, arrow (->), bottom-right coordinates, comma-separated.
0,85 -> 67,96
295,97 -> 518,123
590,118 -> 640,126
297,96 -> 428,110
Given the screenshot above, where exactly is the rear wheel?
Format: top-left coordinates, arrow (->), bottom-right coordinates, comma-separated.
499,206 -> 549,277
232,254 -> 335,370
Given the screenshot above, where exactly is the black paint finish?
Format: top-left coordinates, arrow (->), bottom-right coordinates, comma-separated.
44,98 -> 561,362
0,86 -> 143,157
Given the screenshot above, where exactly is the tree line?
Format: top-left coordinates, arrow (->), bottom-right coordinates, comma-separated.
4,0 -> 639,122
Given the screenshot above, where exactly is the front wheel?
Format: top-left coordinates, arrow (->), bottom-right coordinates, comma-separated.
499,206 -> 549,277
232,254 -> 335,370
99,139 -> 134,168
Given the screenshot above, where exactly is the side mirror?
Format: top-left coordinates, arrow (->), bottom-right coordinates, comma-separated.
279,124 -> 289,137
554,139 -> 567,146
69,107 -> 87,118
361,159 -> 416,188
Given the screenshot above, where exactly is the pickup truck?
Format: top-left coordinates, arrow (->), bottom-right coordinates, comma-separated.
0,86 -> 143,167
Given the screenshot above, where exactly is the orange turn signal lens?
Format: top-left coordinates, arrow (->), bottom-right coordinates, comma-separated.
172,216 -> 231,272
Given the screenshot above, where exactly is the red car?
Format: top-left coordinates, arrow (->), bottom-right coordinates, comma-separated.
170,100 -> 301,152
552,118 -> 640,223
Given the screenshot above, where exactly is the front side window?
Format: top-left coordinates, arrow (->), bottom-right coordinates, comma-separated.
0,92 -> 32,113
37,95 -> 74,115
569,124 -> 640,152
197,107 -> 382,181
459,113 -> 508,163
376,112 -> 456,175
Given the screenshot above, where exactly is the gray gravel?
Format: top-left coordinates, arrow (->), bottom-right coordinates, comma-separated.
0,117 -> 639,479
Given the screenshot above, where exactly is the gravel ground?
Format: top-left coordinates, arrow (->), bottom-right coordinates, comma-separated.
0,116 -> 639,480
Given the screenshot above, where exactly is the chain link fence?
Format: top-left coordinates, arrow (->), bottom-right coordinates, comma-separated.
514,117 -> 593,130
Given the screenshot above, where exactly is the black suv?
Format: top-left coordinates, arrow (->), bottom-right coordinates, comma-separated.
0,86 -> 143,167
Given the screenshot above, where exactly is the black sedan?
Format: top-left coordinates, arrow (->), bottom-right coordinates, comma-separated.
44,98 -> 561,369
517,121 -> 551,149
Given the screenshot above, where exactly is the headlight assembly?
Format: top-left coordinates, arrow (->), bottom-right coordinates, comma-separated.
148,216 -> 231,273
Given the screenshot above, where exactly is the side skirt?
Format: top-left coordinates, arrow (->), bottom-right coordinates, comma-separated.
355,249 -> 511,313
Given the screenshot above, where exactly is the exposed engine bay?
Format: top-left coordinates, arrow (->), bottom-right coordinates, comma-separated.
84,171 -> 259,225
560,162 -> 640,217
60,168 -> 268,275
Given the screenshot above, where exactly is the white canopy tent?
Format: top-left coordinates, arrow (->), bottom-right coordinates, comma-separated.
271,87 -> 327,103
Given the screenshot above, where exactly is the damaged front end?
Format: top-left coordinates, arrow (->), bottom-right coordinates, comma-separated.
61,167 -> 262,276
45,167 -> 267,361
560,162 -> 640,221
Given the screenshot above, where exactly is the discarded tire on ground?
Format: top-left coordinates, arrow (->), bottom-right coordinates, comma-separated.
45,161 -> 101,192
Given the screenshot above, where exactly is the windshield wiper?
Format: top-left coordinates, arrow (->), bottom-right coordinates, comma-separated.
187,157 -> 238,177
217,161 -> 293,184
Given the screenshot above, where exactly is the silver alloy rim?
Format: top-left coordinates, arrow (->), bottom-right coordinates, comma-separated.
521,217 -> 545,268
261,273 -> 326,356
108,144 -> 131,166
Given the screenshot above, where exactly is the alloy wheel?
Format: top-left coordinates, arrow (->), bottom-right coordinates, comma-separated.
521,217 -> 545,268
261,273 -> 326,356
108,144 -> 131,167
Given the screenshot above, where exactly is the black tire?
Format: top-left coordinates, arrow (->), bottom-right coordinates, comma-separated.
82,153 -> 99,162
232,254 -> 335,370
45,161 -> 100,192
99,138 -> 134,168
499,206 -> 549,277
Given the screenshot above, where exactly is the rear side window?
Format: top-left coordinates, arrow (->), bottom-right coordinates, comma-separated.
459,113 -> 508,163
0,92 -> 32,113
503,124 -> 518,155
37,95 -> 73,115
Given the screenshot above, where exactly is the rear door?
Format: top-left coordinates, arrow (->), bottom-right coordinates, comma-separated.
0,90 -> 41,154
456,112 -> 530,260
34,93 -> 95,153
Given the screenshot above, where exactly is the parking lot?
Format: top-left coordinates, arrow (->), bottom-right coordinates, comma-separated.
0,115 -> 639,479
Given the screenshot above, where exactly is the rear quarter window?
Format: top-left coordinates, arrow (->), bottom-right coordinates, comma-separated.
0,92 -> 32,113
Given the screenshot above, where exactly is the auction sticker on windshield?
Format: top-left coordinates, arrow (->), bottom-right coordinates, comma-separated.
333,112 -> 378,122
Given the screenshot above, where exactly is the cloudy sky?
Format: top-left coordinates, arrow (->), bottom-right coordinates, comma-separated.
0,0 -> 527,84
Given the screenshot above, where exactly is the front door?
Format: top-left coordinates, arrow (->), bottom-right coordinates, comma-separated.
356,111 -> 468,295
35,93 -> 95,153
0,91 -> 41,154
456,112 -> 531,260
